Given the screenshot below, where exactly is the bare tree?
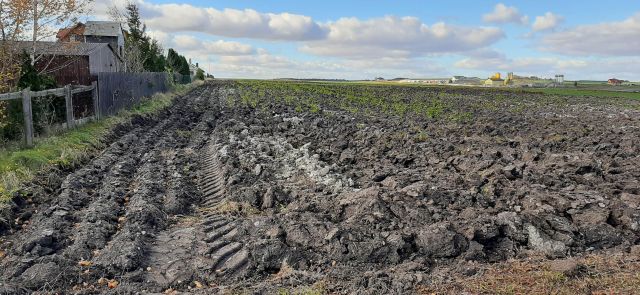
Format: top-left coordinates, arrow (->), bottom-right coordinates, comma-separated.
106,1 -> 127,24
23,0 -> 94,68
108,1 -> 142,73
0,0 -> 29,41
108,1 -> 166,73
123,41 -> 145,72
0,0 -> 29,92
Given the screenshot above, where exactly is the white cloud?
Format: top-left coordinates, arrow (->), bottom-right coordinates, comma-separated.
301,16 -> 504,58
93,1 -> 503,60
455,55 -> 585,72
532,12 -> 564,31
541,12 -> 640,56
212,51 -> 346,78
209,49 -> 448,80
147,30 -> 171,45
483,3 -> 529,25
135,1 -> 326,41
91,0 -> 123,20
170,35 -> 254,56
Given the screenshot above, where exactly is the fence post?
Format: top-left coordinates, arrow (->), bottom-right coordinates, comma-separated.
91,81 -> 99,120
64,85 -> 74,129
21,89 -> 34,147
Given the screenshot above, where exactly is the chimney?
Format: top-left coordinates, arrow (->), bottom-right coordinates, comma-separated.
196,62 -> 199,68
189,58 -> 191,64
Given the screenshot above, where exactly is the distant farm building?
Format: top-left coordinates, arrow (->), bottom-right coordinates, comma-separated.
484,72 -> 505,86
555,74 -> 565,84
57,21 -> 126,58
4,41 -> 122,86
451,76 -> 482,85
504,72 -> 514,85
399,78 -> 450,84
484,78 -> 504,86
188,59 -> 203,81
608,78 -> 623,85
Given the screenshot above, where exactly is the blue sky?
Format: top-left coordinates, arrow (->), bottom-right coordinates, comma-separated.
93,1 -> 640,80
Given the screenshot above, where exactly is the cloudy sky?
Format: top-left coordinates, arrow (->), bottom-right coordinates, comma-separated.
92,0 -> 640,80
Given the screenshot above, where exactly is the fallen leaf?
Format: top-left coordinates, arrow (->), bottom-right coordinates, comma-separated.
97,277 -> 107,285
0,250 -> 6,259
78,260 -> 92,267
194,281 -> 203,288
107,279 -> 118,289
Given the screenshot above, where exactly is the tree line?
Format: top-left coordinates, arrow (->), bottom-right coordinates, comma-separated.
111,3 -> 195,79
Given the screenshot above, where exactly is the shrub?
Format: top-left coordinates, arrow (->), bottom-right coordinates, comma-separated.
195,68 -> 205,81
1,53 -> 60,144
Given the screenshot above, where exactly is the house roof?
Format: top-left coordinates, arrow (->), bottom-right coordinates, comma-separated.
1,41 -> 123,61
56,23 -> 86,40
84,21 -> 122,37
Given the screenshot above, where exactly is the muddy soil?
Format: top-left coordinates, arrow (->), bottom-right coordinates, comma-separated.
1,81 -> 639,294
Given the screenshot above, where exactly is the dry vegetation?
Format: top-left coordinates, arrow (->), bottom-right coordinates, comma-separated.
420,249 -> 640,294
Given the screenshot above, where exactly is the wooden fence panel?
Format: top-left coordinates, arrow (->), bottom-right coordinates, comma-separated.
1,84 -> 95,146
21,89 -> 34,146
97,72 -> 170,117
2,72 -> 170,146
64,85 -> 74,129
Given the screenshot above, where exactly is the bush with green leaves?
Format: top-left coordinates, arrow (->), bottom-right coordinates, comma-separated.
1,53 -> 62,144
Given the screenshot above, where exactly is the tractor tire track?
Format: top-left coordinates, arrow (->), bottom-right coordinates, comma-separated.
139,143 -> 249,293
198,144 -> 249,277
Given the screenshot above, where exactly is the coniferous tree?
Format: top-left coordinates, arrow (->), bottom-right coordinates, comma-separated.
123,3 -> 166,72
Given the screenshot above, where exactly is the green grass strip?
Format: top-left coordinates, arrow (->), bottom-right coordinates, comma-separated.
0,82 -> 201,203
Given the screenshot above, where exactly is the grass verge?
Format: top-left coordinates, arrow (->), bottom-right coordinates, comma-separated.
418,251 -> 640,294
0,81 -> 202,203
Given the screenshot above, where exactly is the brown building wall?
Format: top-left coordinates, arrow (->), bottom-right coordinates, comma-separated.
36,55 -> 94,86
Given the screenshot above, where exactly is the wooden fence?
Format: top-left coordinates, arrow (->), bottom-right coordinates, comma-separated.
173,73 -> 192,85
1,71 -> 173,147
0,83 -> 96,146
96,72 -> 170,117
